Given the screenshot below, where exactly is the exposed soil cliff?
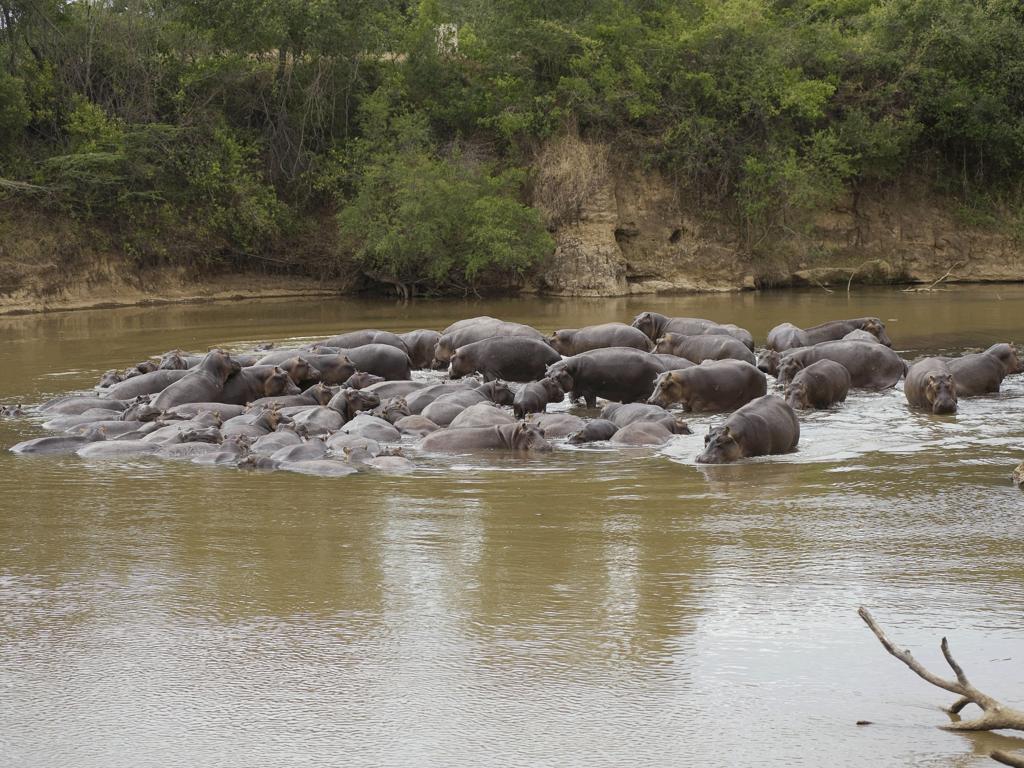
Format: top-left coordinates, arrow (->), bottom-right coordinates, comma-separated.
533,139 -> 1024,296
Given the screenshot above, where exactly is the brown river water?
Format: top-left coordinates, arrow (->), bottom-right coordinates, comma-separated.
1,286 -> 1023,767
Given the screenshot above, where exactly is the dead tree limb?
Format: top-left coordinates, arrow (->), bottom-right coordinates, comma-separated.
858,607 -> 1024,732
993,751 -> 1024,768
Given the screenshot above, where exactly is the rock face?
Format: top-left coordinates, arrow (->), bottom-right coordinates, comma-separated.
533,140 -> 1024,296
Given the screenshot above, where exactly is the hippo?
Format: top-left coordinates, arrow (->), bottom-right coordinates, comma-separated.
279,459 -> 358,477
164,402 -> 246,420
843,329 -> 882,344
631,312 -> 753,349
342,372 -> 385,390
326,432 -> 384,458
192,436 -> 252,466
648,360 -> 766,412
158,442 -> 224,459
548,323 -> 653,355
609,421 -> 675,446
653,333 -> 756,365
67,420 -> 147,438
326,388 -> 381,422
275,356 -> 321,387
421,387 -> 512,428
432,322 -> 544,368
301,354 -> 358,385
10,433 -> 105,455
419,421 -> 553,452
42,409 -> 127,431
399,330 -> 443,369
364,380 -> 434,400
290,406 -> 344,438
545,348 -> 668,407
526,413 -> 585,438
104,369 -> 190,399
338,344 -> 412,381
784,359 -> 851,410
441,316 -> 499,335
600,402 -> 690,434
365,454 -> 415,473
567,419 -> 619,444
271,440 -> 328,463
696,395 -> 800,464
1,404 -> 24,418
449,402 -> 517,429
449,337 -> 561,382
513,377 -> 565,418
776,341 -> 905,390
756,349 -> 785,377
372,397 -> 411,424
98,370 -> 123,388
158,350 -> 191,370
394,415 -> 441,437
407,381 -> 510,416
77,440 -> 162,458
766,317 -> 892,351
221,406 -> 285,439
250,430 -> 303,455
250,382 -> 336,409
339,414 -> 402,443
652,353 -> 697,372
146,350 -> 241,412
904,358 -> 957,414
321,329 -> 408,352
218,366 -> 299,405
40,396 -> 129,416
945,343 -> 1023,396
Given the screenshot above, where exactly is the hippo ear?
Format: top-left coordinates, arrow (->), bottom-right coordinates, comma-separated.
721,425 -> 735,441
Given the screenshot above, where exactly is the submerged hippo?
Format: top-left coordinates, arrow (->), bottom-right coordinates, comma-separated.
104,369 -> 190,399
419,421 -> 552,452
784,359 -> 850,410
545,348 -> 668,407
548,323 -> 653,355
600,402 -> 690,434
566,419 -> 619,444
648,360 -> 766,412
904,358 -> 957,414
944,343 -> 1022,396
448,402 -> 516,429
696,395 -> 800,464
449,337 -> 561,382
320,329 -> 408,352
654,333 -> 756,365
766,317 -> 892,351
777,341 -> 905,390
609,421 -> 675,446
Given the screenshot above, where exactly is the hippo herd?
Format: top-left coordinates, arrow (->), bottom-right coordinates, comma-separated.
4,311 -> 1023,475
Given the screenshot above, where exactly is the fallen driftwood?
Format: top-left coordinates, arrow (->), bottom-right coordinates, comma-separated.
859,607 -> 1024,766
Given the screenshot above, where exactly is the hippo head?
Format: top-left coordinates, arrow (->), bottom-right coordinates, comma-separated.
653,333 -> 680,355
539,377 -> 565,402
785,380 -> 810,410
201,349 -> 241,383
266,367 -> 301,397
545,364 -> 574,395
861,318 -> 892,347
180,426 -> 222,444
134,360 -> 159,375
547,329 -> 576,356
431,336 -> 455,368
992,343 -> 1024,374
98,369 -> 123,388
328,388 -> 380,421
280,356 -> 319,385
480,380 -> 514,406
648,371 -> 686,409
318,354 -> 357,385
0,403 -> 24,418
305,382 -> 336,405
924,371 -> 957,414
631,312 -> 662,341
376,397 -> 411,424
342,372 -> 385,390
756,350 -> 781,377
777,357 -> 805,387
696,425 -> 742,464
159,350 -> 189,370
448,348 -> 474,379
510,421 -> 553,452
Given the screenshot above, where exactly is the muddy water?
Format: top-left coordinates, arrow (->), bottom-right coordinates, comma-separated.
1,287 -> 1023,768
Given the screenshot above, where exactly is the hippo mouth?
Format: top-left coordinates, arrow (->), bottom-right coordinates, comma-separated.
931,399 -> 957,415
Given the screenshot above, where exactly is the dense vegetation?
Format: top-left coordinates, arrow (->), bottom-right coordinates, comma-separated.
1,0 -> 1023,293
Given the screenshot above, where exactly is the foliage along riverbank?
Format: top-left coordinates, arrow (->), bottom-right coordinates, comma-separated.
2,0 -> 1024,301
